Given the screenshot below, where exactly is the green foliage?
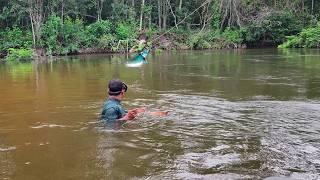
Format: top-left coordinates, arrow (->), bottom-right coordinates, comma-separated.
186,28 -> 245,50
61,17 -> 84,54
175,6 -> 191,29
300,24 -> 320,48
210,0 -> 221,30
98,34 -> 117,48
0,27 -> 32,52
83,20 -> 112,47
115,22 -> 137,40
187,32 -> 211,49
88,20 -> 112,36
41,15 -> 84,55
221,28 -> 244,44
278,35 -> 303,48
263,11 -> 303,44
146,26 -> 159,39
41,16 -> 135,54
1,0 -> 320,56
41,15 -> 62,55
279,23 -> 320,48
243,11 -> 305,45
186,33 -> 201,49
111,2 -> 133,23
6,48 -> 33,61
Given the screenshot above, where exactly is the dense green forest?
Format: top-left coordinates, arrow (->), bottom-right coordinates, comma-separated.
0,0 -> 319,60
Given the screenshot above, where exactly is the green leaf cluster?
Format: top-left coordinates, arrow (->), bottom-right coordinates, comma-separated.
115,22 -> 137,40
242,11 -> 305,45
279,23 -> 320,48
187,32 -> 211,49
98,34 -> 117,49
1,0 -> 320,56
41,15 -> 85,55
6,48 -> 33,61
83,20 -> 112,47
221,28 -> 243,44
0,27 -> 32,52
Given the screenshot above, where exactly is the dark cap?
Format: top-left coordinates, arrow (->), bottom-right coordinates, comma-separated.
108,79 -> 128,96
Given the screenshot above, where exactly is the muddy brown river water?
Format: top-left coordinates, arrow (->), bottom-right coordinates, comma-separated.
0,49 -> 319,179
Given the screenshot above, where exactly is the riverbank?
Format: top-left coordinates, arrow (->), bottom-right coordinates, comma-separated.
2,22 -> 320,61
0,31 -> 247,61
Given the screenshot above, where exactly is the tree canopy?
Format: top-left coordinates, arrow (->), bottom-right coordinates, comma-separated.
0,0 -> 319,58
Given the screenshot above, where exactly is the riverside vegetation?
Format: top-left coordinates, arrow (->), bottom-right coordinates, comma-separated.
0,0 -> 319,61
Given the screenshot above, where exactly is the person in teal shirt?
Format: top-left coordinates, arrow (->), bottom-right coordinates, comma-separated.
101,79 -> 169,123
101,79 -> 139,122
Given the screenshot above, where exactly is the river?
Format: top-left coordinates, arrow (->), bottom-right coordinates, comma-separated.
0,49 -> 319,179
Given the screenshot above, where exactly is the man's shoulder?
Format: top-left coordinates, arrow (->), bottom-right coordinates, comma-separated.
103,99 -> 120,107
102,99 -> 124,114
101,100 -> 122,120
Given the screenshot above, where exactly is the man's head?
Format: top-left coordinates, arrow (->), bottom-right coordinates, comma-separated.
108,79 -> 128,97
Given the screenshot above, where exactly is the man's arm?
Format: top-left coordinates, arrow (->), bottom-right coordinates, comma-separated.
119,109 -> 138,121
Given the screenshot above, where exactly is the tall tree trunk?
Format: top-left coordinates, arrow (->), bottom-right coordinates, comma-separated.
158,0 -> 162,30
162,0 -> 167,30
61,0 -> 64,21
228,0 -> 231,27
220,0 -> 241,29
28,0 -> 44,48
29,11 -> 36,48
166,0 -> 178,28
149,12 -> 152,29
96,0 -> 105,21
311,0 -> 314,14
139,0 -> 145,30
200,1 -> 212,31
179,0 -> 182,10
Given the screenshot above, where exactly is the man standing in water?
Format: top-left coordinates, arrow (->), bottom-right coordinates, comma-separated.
101,79 -> 142,121
101,79 -> 169,122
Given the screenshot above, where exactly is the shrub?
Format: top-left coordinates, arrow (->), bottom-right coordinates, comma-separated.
242,24 -> 265,44
300,24 -> 320,48
83,20 -> 112,47
98,34 -> 117,48
41,15 -> 63,55
61,17 -> 84,54
278,36 -> 302,48
146,26 -> 159,39
186,33 -> 201,49
279,23 -> 320,48
243,10 -> 305,45
41,15 -> 85,55
115,22 -> 137,40
0,27 -> 32,52
221,28 -> 243,44
263,11 -> 302,44
6,48 -> 33,61
186,32 -> 212,50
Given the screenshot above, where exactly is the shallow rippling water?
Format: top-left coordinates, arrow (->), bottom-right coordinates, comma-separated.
0,49 -> 320,179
